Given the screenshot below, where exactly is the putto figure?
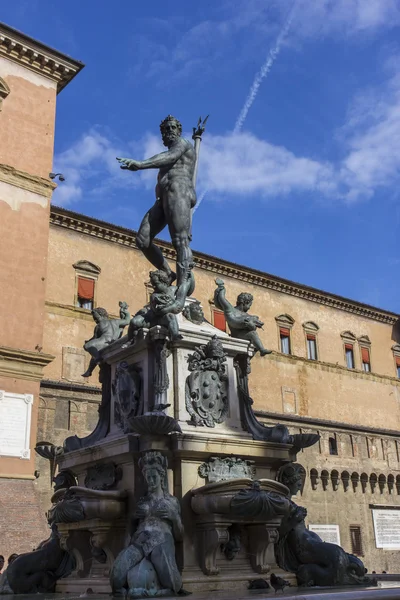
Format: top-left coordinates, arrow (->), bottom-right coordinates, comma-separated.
117,115 -> 199,314
82,302 -> 130,378
214,278 -> 271,356
128,270 -> 183,343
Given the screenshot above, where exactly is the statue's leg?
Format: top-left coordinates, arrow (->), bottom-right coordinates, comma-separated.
164,313 -> 183,341
82,340 -> 103,377
247,331 -> 272,356
111,545 -> 143,595
150,541 -> 182,594
166,184 -> 194,308
137,199 -> 174,282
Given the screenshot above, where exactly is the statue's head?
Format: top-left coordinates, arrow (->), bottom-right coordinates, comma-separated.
92,307 -> 108,322
277,463 -> 306,496
205,335 -> 226,359
236,292 -> 253,313
139,451 -> 168,494
160,115 -> 182,147
183,301 -> 204,325
53,469 -> 77,492
149,269 -> 170,290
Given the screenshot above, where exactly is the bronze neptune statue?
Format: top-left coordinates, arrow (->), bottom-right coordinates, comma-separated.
117,115 -> 205,315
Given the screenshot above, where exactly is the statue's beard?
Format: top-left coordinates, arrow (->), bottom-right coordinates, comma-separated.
162,132 -> 179,146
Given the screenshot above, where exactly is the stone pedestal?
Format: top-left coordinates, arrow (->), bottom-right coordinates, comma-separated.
55,307 -> 297,594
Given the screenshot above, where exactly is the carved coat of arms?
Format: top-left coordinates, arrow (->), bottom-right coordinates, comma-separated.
185,335 -> 228,427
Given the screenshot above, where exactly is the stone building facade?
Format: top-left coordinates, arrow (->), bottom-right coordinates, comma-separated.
36,205 -> 400,573
0,23 -> 83,560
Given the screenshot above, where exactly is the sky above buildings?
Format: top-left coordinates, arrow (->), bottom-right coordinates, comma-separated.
3,1 -> 400,312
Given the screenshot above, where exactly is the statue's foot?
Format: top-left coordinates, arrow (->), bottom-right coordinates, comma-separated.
81,369 -> 94,378
260,348 -> 272,356
171,333 -> 184,342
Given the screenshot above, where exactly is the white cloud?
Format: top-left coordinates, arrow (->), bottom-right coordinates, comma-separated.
54,64 -> 400,208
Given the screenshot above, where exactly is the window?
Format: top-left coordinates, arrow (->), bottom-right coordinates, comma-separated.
212,309 -> 226,332
329,436 -> 338,456
345,344 -> 355,369
350,526 -> 363,556
73,260 -> 100,310
307,335 -> 317,360
361,347 -> 371,372
280,328 -> 291,354
77,276 -> 95,310
393,345 -> 400,378
303,322 -> 319,361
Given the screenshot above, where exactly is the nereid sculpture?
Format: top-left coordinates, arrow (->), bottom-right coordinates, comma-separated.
110,451 -> 183,598
275,463 -> 369,587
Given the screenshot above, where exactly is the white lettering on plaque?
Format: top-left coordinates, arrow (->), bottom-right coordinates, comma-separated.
372,509 -> 400,549
309,524 -> 341,546
0,390 -> 33,459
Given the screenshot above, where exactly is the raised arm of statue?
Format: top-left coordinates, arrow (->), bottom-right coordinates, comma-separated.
117,301 -> 131,328
214,278 -> 233,313
117,140 -> 187,172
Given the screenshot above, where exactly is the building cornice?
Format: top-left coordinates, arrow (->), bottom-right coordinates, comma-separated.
49,206 -> 400,326
0,22 -> 84,93
255,409 -> 400,439
0,163 -> 56,197
0,345 -> 54,382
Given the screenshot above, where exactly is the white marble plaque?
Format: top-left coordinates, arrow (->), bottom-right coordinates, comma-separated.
309,524 -> 341,546
372,509 -> 400,549
0,390 -> 33,459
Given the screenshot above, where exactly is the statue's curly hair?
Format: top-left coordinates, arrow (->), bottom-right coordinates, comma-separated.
150,270 -> 170,286
93,307 -> 109,318
139,451 -> 168,491
236,292 -> 253,306
277,463 -> 305,487
159,115 -> 182,136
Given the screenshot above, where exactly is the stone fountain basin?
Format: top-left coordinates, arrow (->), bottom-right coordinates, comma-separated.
191,478 -> 290,516
51,487 -> 128,521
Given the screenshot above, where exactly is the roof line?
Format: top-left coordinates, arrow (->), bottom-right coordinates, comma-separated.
49,205 -> 399,325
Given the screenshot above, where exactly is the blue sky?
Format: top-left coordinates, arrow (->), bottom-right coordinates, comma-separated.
3,0 -> 400,312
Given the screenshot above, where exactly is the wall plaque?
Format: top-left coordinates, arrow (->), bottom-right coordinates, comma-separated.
0,390 -> 33,459
372,509 -> 400,549
309,524 -> 341,546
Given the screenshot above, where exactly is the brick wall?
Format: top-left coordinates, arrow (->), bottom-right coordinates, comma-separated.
0,478 -> 49,560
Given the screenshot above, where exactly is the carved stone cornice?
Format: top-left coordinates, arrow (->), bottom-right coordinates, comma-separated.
0,345 -> 54,381
0,163 -> 56,198
0,22 -> 84,93
49,206 -> 399,326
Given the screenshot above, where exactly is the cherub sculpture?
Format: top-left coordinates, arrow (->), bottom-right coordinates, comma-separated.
214,278 -> 271,356
128,270 -> 183,343
82,302 -> 130,377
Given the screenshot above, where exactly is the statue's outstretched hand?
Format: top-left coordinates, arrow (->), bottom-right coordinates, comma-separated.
116,157 -> 141,171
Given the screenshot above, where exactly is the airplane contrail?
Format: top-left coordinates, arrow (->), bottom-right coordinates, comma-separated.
194,2 -> 296,213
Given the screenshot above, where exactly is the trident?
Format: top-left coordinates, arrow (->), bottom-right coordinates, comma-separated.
189,115 -> 209,240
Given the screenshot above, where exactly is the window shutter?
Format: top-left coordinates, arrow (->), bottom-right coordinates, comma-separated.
395,356 -> 400,367
350,526 -> 363,555
280,328 -> 290,337
306,333 -> 316,341
213,310 -> 226,332
361,347 -> 370,363
344,343 -> 353,351
78,276 -> 95,300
